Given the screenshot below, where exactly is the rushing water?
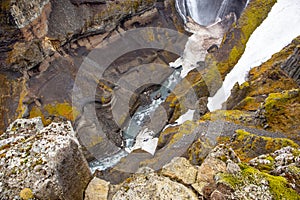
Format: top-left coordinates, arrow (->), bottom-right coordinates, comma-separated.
90,69 -> 182,172
208,0 -> 300,111
175,0 -> 246,26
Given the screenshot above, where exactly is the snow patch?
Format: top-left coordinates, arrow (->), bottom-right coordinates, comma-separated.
175,109 -> 195,125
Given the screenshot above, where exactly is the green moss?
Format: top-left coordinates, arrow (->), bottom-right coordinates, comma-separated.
29,107 -> 47,125
234,96 -> 262,111
257,155 -> 275,172
30,102 -> 79,126
188,138 -> 213,165
219,163 -> 300,200
218,172 -> 243,188
168,121 -> 198,146
201,110 -> 253,126
226,129 -> 299,162
263,89 -> 300,135
292,149 -> 300,157
44,102 -> 79,121
287,165 -> 300,175
264,173 -> 300,200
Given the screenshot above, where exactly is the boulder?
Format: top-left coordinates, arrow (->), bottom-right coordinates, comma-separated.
161,157 -> 198,185
112,172 -> 198,200
85,177 -> 110,200
0,117 -> 91,199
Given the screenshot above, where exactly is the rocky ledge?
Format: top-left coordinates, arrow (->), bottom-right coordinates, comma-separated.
85,144 -> 300,200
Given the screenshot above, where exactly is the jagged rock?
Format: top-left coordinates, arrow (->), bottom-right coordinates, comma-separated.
85,177 -> 110,200
191,144 -> 240,196
161,157 -> 198,185
204,0 -> 276,86
281,46 -> 300,85
112,172 -> 198,200
0,117 -> 91,200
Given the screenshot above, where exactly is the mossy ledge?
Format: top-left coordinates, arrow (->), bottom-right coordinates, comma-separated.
29,102 -> 79,125
218,129 -> 299,162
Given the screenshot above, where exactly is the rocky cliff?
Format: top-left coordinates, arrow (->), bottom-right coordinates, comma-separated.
0,0 -> 300,199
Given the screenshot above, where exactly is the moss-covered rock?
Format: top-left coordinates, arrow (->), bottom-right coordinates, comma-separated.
187,138 -> 213,165
218,129 -> 299,162
0,118 -> 91,199
29,102 -> 79,126
201,110 -> 256,127
217,162 -> 300,200
260,89 -> 300,136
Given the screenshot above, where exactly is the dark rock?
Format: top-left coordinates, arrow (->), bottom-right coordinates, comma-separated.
70,0 -> 106,5
281,46 -> 300,85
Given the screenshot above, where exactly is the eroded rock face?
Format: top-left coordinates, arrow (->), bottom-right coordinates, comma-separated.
0,118 -> 91,199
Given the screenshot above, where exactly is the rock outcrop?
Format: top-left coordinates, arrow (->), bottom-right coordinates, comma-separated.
281,44 -> 300,85
0,117 -> 91,199
86,144 -> 300,199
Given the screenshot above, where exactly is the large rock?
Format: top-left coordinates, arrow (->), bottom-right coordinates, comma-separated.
112,171 -> 198,200
85,177 -> 110,200
217,129 -> 299,162
161,157 -> 198,185
0,117 -> 91,199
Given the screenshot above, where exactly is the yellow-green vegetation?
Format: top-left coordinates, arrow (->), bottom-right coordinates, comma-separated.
263,89 -> 300,135
205,0 -> 277,79
247,36 -> 300,97
45,102 -> 79,121
29,102 -> 79,125
167,120 -> 198,146
222,36 -> 300,114
257,155 -> 276,172
188,138 -> 213,165
218,163 -> 300,200
19,188 -> 34,200
233,96 -> 263,111
158,125 -> 180,148
219,129 -> 299,162
201,110 -> 254,126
